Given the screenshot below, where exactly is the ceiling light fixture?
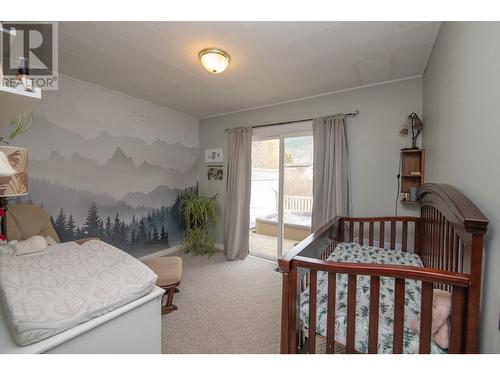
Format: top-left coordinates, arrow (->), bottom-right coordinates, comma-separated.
198,48 -> 230,74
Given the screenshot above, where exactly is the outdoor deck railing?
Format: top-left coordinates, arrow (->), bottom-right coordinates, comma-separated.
284,195 -> 313,213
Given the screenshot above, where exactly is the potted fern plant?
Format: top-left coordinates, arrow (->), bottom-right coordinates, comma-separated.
179,191 -> 218,256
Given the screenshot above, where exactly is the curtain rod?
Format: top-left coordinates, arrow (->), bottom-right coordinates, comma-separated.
224,110 -> 359,132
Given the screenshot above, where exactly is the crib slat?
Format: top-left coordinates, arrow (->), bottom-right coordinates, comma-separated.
379,221 -> 385,249
369,222 -> 374,246
390,221 -> 396,250
419,282 -> 433,353
368,276 -> 380,354
447,224 -> 454,285
430,207 -> 434,264
435,209 -> 439,269
308,270 -> 317,354
423,207 -> 428,265
289,268 -> 298,353
424,209 -> 428,262
414,217 -> 421,256
438,214 -> 444,288
442,219 -> 450,270
326,272 -> 336,354
392,278 -> 405,353
454,233 -> 459,272
349,221 -> 354,242
402,221 -> 408,252
430,208 -> 435,269
440,213 -> 445,273
426,207 -> 430,263
447,222 -> 452,272
449,286 -> 466,353
438,213 -> 443,272
339,219 -> 345,242
459,239 -> 464,273
430,208 -> 435,267
435,209 -> 440,270
359,222 -> 364,245
346,274 -> 357,353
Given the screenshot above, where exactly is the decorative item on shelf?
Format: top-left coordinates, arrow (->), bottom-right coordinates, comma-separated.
179,191 -> 217,257
400,112 -> 424,150
0,146 -> 29,238
399,191 -> 409,202
410,186 -> 418,202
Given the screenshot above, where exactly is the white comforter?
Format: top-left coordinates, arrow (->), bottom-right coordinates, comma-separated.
0,240 -> 157,346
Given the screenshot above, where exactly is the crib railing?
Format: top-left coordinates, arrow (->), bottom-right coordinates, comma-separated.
339,216 -> 420,252
279,183 -> 488,354
290,257 -> 470,354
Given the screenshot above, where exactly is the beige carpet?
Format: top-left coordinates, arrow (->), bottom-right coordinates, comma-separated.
161,251 -> 282,354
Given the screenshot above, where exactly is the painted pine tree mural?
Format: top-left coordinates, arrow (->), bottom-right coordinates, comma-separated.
44,185 -> 196,257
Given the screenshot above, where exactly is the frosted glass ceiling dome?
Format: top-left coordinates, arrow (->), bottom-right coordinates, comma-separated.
198,48 -> 230,74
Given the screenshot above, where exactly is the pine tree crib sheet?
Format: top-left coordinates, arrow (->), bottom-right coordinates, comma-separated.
299,242 -> 446,354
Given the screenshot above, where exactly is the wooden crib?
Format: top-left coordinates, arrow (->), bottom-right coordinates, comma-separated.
279,183 -> 488,354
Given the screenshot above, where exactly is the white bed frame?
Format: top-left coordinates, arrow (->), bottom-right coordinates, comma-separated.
0,286 -> 164,354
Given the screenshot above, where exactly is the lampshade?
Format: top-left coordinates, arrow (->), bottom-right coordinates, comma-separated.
198,48 -> 230,74
0,146 -> 28,197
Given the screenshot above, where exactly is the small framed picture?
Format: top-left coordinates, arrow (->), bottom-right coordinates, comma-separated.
207,166 -> 223,181
205,148 -> 223,163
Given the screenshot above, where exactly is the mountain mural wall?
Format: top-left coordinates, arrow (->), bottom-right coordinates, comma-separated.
10,75 -> 200,257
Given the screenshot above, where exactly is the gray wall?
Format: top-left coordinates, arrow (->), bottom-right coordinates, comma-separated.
423,22 -> 500,353
199,78 -> 423,243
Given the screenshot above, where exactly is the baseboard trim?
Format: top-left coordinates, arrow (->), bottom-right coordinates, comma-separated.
139,245 -> 183,261
216,242 -> 279,264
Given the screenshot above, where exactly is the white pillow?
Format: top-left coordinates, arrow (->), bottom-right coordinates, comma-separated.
45,235 -> 58,245
15,235 -> 48,256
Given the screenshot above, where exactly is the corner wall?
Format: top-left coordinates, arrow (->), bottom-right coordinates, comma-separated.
199,77 -> 423,244
423,22 -> 500,353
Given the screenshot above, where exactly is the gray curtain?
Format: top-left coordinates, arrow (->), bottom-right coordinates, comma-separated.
224,127 -> 252,260
311,115 -> 351,231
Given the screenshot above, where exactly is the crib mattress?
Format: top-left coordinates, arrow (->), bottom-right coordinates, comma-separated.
0,240 -> 157,346
299,242 -> 446,354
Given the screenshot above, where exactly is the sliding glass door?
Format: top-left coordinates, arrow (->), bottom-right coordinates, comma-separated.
282,134 -> 314,255
249,137 -> 280,259
249,130 -> 313,260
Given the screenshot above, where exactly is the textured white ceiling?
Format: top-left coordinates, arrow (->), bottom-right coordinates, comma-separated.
59,21 -> 441,118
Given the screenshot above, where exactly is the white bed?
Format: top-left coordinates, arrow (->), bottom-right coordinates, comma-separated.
0,286 -> 164,354
0,240 -> 165,353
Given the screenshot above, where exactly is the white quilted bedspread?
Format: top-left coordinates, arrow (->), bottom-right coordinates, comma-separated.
0,240 -> 157,346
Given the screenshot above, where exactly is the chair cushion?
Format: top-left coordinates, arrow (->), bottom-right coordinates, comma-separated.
6,204 -> 60,243
143,256 -> 182,286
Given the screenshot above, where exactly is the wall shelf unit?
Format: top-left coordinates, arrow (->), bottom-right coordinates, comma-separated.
400,149 -> 425,203
0,86 -> 41,128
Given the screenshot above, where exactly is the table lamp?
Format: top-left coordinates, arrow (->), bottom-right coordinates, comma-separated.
0,146 -> 29,237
